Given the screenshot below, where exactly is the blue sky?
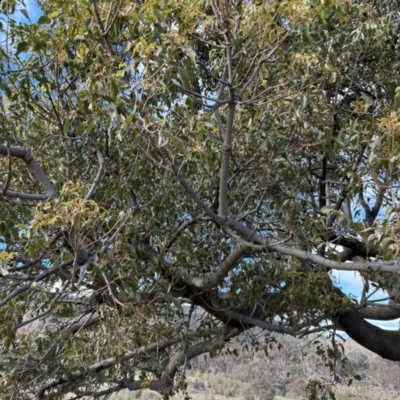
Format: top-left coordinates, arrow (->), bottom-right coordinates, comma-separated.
0,0 -> 41,44
18,0 -> 41,22
332,269 -> 400,330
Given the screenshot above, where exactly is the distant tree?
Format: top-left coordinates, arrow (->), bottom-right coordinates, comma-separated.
1,0 -> 400,398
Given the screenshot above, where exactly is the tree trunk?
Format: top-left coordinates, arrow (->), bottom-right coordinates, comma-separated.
338,309 -> 400,361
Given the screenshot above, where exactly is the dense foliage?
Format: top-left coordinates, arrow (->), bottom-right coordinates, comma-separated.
1,0 -> 400,398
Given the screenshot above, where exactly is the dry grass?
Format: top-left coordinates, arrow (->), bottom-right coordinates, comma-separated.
169,335 -> 400,400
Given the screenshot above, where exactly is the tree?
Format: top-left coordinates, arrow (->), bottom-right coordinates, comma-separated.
1,0 -> 400,398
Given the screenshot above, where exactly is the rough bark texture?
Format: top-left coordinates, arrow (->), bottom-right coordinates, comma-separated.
358,306 -> 400,321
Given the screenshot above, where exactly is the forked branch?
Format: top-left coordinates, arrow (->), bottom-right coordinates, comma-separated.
0,144 -> 58,198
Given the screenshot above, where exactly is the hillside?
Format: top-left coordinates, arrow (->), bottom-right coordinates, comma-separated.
98,331 -> 400,400
177,333 -> 400,400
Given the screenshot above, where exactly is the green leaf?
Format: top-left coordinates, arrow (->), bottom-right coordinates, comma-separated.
381,237 -> 395,250
118,289 -> 129,302
111,79 -> 118,100
300,95 -> 307,110
19,8 -> 30,21
183,45 -> 196,65
38,15 -> 51,25
320,206 -> 334,214
353,222 -> 364,233
122,41 -> 131,53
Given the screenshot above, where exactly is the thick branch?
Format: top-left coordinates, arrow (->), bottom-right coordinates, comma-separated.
223,217 -> 400,273
0,187 -> 48,200
124,340 -> 216,393
34,327 -> 226,398
84,147 -> 105,200
359,187 -> 373,225
218,101 -> 236,217
0,144 -> 58,198
358,306 -> 400,321
181,243 -> 253,289
157,164 -> 400,274
329,234 -> 380,257
222,308 -> 294,334
337,308 -> 400,361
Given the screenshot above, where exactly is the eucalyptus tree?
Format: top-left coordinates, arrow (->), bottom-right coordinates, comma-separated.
1,0 -> 400,398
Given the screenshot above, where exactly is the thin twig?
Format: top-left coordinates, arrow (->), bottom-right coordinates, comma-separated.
91,0 -> 116,56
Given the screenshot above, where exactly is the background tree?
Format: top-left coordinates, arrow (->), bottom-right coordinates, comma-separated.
1,0 -> 400,398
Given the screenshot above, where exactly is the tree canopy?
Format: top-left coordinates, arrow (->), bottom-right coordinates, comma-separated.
1,0 -> 400,398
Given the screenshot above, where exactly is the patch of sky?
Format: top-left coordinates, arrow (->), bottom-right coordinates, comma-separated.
12,0 -> 41,24
331,269 -> 400,331
0,0 -> 42,60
